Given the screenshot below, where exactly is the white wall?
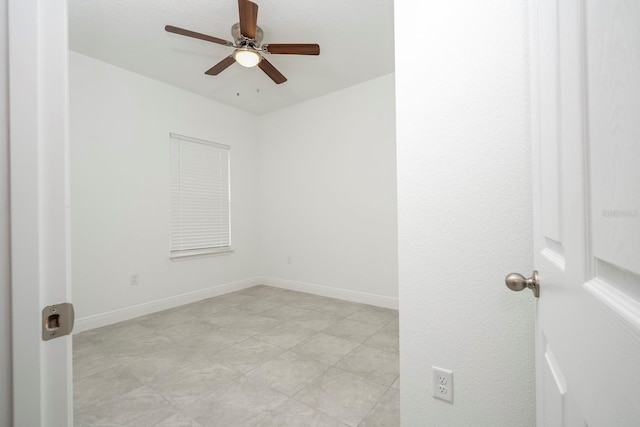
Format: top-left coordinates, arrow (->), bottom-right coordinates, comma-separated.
395,1 -> 535,425
70,52 -> 260,320
258,74 -> 398,306
0,0 -> 12,424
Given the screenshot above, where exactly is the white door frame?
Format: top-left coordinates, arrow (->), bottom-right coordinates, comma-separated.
9,0 -> 72,425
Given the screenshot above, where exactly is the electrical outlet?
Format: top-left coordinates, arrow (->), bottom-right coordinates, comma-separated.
130,274 -> 139,286
433,366 -> 453,403
287,256 -> 292,265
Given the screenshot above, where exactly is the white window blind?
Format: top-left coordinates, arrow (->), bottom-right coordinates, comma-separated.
170,133 -> 230,257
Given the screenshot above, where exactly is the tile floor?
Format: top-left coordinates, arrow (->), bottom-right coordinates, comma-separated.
73,285 -> 400,426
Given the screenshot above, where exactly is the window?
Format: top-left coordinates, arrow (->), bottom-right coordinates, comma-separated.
170,133 -> 231,258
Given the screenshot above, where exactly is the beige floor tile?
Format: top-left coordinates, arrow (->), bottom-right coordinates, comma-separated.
213,292 -> 260,306
136,307 -> 198,331
347,306 -> 398,326
358,387 -> 400,427
186,298 -> 238,318
73,352 -> 119,380
178,353 -> 239,377
255,323 -> 317,349
103,334 -> 175,364
154,411 -> 203,426
295,368 -> 387,427
74,365 -> 143,411
73,289 -> 400,427
223,313 -> 281,336
260,304 -> 312,321
288,311 -> 342,332
391,377 -> 400,390
182,377 -> 289,427
149,363 -> 238,409
292,333 -> 359,365
246,351 -> 329,396
72,335 -> 106,360
295,295 -> 336,310
265,289 -> 310,305
181,327 -> 250,354
324,319 -> 383,343
363,319 -> 399,353
316,300 -> 365,318
161,318 -> 220,345
256,399 -> 348,427
239,285 -> 286,298
212,338 -> 285,374
75,385 -> 177,427
203,307 -> 256,327
236,298 -> 283,314
336,345 -> 399,386
82,321 -> 155,346
125,347 -> 191,384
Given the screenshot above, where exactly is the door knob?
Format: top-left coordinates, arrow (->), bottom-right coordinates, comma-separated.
505,270 -> 540,298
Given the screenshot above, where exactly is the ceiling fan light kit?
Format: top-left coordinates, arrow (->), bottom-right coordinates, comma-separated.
233,48 -> 261,67
165,0 -> 320,84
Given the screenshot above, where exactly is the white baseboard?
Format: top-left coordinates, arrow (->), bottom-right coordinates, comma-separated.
257,276 -> 399,310
74,277 -> 261,333
74,276 -> 398,333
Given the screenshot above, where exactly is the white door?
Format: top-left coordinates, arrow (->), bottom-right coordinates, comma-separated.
9,0 -> 73,425
530,0 -> 640,425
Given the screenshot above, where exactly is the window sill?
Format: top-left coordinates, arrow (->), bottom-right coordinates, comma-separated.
170,249 -> 234,261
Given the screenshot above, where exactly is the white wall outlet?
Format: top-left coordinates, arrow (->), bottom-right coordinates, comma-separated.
130,273 -> 139,286
433,366 -> 453,403
287,256 -> 292,265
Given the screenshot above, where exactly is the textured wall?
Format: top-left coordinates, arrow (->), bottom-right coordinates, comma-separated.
71,52 -> 399,322
70,52 -> 260,318
0,0 -> 12,423
258,74 -> 398,301
395,1 -> 536,425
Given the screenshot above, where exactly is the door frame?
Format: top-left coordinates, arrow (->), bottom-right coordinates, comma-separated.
9,0 -> 72,425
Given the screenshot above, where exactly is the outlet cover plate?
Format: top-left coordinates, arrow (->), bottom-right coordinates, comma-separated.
433,366 -> 453,403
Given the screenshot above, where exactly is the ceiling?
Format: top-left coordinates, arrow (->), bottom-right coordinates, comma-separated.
68,0 -> 395,115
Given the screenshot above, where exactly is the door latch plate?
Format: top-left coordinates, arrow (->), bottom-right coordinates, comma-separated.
42,303 -> 74,341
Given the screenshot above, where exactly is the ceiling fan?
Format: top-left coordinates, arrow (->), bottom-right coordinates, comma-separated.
165,0 -> 320,84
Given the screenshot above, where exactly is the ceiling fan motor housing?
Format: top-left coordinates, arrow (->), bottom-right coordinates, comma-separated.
231,23 -> 263,46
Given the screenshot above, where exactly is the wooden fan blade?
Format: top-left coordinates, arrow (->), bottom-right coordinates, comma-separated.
238,0 -> 258,39
264,44 -> 320,55
165,25 -> 233,47
258,57 -> 287,84
205,56 -> 236,75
